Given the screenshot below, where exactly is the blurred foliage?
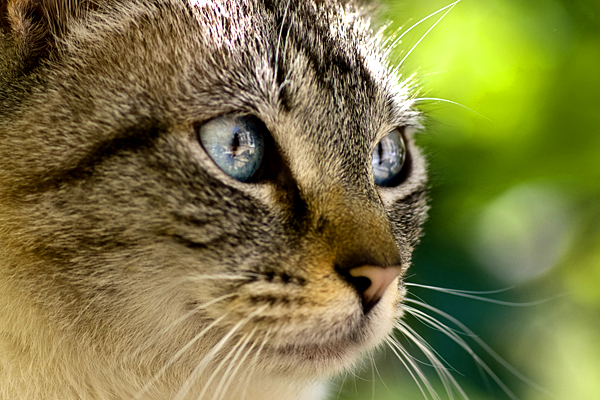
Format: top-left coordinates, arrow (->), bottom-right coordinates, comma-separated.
335,0 -> 600,399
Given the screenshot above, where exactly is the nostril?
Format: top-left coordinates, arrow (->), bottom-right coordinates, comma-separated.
340,265 -> 403,313
349,275 -> 372,295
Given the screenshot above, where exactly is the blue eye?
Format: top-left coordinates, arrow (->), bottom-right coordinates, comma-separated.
198,115 -> 266,182
372,128 -> 407,187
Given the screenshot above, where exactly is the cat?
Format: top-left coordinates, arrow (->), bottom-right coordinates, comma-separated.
0,0 -> 429,399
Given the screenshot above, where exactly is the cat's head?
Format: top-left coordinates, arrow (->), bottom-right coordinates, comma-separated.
0,0 -> 427,393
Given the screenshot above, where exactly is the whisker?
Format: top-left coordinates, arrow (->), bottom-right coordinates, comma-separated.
365,349 -> 389,397
385,336 -> 439,400
238,327 -> 273,400
406,283 -> 516,295
397,1 -> 460,67
390,330 -> 446,369
406,283 -> 559,307
174,306 -> 268,400
196,329 -> 254,400
139,272 -> 256,297
404,304 -> 468,338
412,98 -> 492,121
396,320 -> 469,400
405,283 -> 565,307
185,274 -> 260,282
273,0 -> 293,83
405,299 -> 541,400
213,328 -> 259,400
129,293 -> 237,364
387,0 -> 462,51
371,352 -> 388,391
406,298 -> 549,394
335,370 -> 350,399
398,313 -> 464,372
369,354 -> 376,400
163,293 -> 237,334
281,12 -> 294,70
133,314 -> 228,400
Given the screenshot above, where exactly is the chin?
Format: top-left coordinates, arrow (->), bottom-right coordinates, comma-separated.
245,278 -> 404,380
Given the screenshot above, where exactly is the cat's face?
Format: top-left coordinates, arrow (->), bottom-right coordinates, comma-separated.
0,0 -> 427,396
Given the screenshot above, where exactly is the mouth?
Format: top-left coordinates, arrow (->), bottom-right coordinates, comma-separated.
257,332 -> 372,377
249,296 -> 400,374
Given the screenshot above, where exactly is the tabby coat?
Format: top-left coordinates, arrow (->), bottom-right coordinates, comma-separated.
0,0 -> 428,399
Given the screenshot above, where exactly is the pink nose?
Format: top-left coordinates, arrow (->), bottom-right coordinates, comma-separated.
348,265 -> 403,311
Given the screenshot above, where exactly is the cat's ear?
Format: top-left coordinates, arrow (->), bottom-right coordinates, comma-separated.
0,0 -> 88,70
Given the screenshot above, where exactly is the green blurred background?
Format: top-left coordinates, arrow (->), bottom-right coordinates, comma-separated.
335,0 -> 600,399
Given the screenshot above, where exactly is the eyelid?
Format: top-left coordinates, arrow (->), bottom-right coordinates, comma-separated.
374,126 -> 405,147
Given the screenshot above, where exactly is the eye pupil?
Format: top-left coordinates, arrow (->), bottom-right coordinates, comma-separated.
372,128 -> 407,187
231,132 -> 240,155
198,115 -> 266,182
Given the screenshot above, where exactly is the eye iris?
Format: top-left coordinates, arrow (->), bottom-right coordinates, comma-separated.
372,129 -> 406,186
198,115 -> 265,182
